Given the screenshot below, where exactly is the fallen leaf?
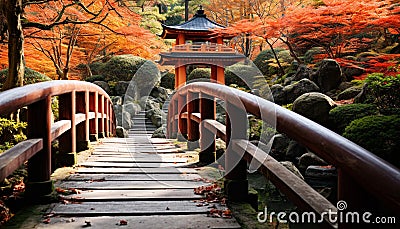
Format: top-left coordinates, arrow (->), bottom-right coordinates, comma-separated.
43,218 -> 51,224
119,219 -> 128,225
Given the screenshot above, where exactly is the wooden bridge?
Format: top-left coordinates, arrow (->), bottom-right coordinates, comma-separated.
0,81 -> 399,228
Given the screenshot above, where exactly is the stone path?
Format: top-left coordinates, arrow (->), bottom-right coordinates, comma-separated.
35,111 -> 240,228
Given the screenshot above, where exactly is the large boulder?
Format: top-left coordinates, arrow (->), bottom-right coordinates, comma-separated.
298,152 -> 328,172
92,81 -> 111,94
311,59 -> 342,92
284,79 -> 320,104
152,126 -> 167,138
292,92 -> 336,126
270,134 -> 290,161
115,105 -> 133,129
286,140 -> 307,162
342,64 -> 364,81
292,65 -> 312,81
116,126 -> 127,138
101,55 -> 160,96
123,102 -> 141,116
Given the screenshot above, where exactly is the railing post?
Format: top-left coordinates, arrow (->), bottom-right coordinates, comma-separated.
98,94 -> 105,138
338,169 -> 377,229
224,101 -> 248,201
177,92 -> 187,141
169,98 -> 178,139
105,99 -> 110,137
187,91 -> 199,150
58,91 -> 77,166
89,91 -> 99,141
76,91 -> 90,151
26,96 -> 53,197
199,92 -> 215,164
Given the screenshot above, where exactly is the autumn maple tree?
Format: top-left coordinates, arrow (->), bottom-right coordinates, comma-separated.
0,0 -> 163,89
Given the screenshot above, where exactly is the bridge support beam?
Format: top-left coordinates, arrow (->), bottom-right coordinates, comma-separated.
199,93 -> 215,164
224,101 -> 248,201
26,96 -> 53,197
58,91 -> 77,166
177,93 -> 187,141
76,91 -> 90,151
187,91 -> 199,150
89,91 -> 99,141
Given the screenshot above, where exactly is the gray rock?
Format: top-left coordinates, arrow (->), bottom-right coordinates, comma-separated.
123,102 -> 141,116
93,81 -> 111,94
292,92 -> 336,126
116,126 -> 127,138
336,86 -> 362,100
150,86 -> 169,102
337,82 -> 353,91
271,84 -> 286,105
292,65 -> 312,81
270,134 -> 290,161
354,83 -> 371,103
298,152 -> 328,171
124,82 -> 139,101
150,114 -> 163,128
283,76 -> 294,86
152,126 -> 166,138
342,65 -> 364,81
286,140 -> 307,162
116,110 -> 132,129
284,79 -> 320,104
311,59 -> 342,92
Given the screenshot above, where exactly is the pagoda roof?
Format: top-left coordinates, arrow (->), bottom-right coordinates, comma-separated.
160,8 -> 227,39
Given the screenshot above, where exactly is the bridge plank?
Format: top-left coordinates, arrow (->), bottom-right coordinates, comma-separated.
65,173 -> 202,181
34,215 -> 240,229
86,156 -> 188,163
75,167 -> 198,174
57,180 -> 208,190
61,189 -> 201,201
78,162 -> 192,168
50,201 -> 212,216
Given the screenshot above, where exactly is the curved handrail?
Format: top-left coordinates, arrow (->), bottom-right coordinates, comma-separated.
168,82 -> 400,216
0,81 -> 111,114
0,81 -> 116,196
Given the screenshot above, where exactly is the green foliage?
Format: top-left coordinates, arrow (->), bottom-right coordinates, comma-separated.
225,64 -> 260,88
85,75 -> 106,83
52,96 -> 59,121
343,115 -> 400,168
365,73 -> 400,110
101,55 -> 147,82
253,49 -> 293,77
160,72 -> 175,89
329,104 -> 378,134
0,67 -> 51,86
89,62 -> 105,75
248,116 -> 263,141
187,68 -> 211,82
0,118 -> 27,153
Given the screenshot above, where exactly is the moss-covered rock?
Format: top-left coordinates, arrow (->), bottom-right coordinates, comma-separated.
100,55 -> 160,96
225,64 -> 261,88
187,68 -> 211,82
336,86 -> 362,100
343,115 -> 400,168
329,103 -> 378,134
160,72 -> 175,89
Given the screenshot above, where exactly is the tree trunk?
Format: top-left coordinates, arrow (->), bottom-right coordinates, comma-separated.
266,39 -> 285,76
2,0 -> 24,91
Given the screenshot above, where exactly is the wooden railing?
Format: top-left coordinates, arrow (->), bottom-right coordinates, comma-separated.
167,82 -> 400,228
170,43 -> 236,53
0,81 -> 115,196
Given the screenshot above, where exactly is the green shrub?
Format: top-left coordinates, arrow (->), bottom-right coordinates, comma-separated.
343,115 -> 400,168
187,68 -> 211,82
100,55 -> 147,82
365,73 -> 400,110
329,104 -> 378,134
0,118 -> 27,153
89,62 -> 106,75
160,72 -> 175,89
85,75 -> 105,83
0,67 -> 51,85
225,64 -> 260,88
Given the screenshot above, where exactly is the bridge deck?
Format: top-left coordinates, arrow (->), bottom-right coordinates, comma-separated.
39,112 -> 240,228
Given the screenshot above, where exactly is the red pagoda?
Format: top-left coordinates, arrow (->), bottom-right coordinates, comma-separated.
158,6 -> 245,88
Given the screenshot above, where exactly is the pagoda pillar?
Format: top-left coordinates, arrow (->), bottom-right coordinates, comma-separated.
211,65 -> 217,83
216,37 -> 223,44
217,66 -> 225,85
177,65 -> 186,88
